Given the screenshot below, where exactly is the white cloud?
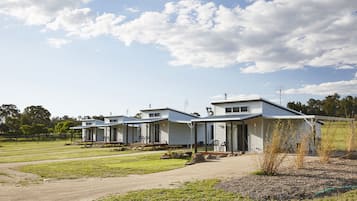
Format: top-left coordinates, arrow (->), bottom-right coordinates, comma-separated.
1,0 -> 357,73
283,76 -> 357,95
112,0 -> 357,72
126,7 -> 140,13
0,0 -> 125,38
0,0 -> 90,25
47,38 -> 71,48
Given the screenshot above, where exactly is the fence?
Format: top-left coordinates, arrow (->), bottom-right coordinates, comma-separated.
0,133 -> 82,142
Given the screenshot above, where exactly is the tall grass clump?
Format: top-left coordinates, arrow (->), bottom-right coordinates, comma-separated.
295,134 -> 309,169
261,121 -> 294,175
318,122 -> 336,163
346,121 -> 356,156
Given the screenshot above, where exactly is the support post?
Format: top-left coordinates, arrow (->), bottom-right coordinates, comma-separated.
205,122 -> 208,152
230,121 -> 233,154
242,121 -> 246,152
109,126 -> 112,143
131,125 -> 134,143
194,123 -> 198,153
126,124 -> 129,145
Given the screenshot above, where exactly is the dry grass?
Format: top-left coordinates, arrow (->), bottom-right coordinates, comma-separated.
261,121 -> 294,175
346,121 -> 356,153
295,134 -> 309,169
318,122 -> 336,163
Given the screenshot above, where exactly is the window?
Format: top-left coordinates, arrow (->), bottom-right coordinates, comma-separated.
110,119 -> 117,123
233,107 -> 240,112
225,108 -> 232,113
149,113 -> 161,117
241,106 -> 248,112
225,106 -> 248,113
86,122 -> 92,126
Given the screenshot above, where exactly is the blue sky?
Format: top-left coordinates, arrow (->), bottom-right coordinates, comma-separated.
0,0 -> 356,117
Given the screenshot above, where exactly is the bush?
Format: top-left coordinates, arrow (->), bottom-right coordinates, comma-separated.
295,134 -> 309,169
260,121 -> 294,175
318,122 -> 336,163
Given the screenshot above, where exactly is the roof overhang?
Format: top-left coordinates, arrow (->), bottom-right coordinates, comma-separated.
263,115 -> 354,122
124,118 -> 168,124
70,125 -> 105,129
192,113 -> 262,123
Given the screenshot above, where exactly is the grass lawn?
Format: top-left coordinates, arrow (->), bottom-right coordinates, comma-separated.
0,140 -> 136,163
321,121 -> 355,151
99,179 -> 251,201
99,179 -> 357,201
18,153 -> 187,179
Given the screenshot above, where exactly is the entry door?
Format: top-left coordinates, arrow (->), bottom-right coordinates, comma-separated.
112,127 -> 117,141
237,124 -> 248,151
154,124 -> 160,143
226,123 -> 248,152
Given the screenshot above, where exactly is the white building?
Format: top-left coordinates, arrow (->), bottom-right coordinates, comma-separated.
192,98 -> 322,153
72,108 -> 206,146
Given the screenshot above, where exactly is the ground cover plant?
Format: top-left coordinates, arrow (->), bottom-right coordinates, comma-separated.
18,153 -> 187,179
99,179 -> 252,201
0,140 -> 135,163
99,179 -> 357,201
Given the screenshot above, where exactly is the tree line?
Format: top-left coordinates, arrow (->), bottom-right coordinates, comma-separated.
287,94 -> 357,118
0,104 -> 80,135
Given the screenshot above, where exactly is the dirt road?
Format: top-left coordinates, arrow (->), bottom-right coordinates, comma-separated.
0,154 -> 262,201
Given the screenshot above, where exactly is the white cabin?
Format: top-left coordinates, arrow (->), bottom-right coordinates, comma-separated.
192,98 -> 321,153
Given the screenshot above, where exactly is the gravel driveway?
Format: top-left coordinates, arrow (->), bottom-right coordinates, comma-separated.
0,153 -> 262,201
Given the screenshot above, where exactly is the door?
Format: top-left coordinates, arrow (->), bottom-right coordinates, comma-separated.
154,124 -> 160,143
237,124 -> 248,151
112,127 -> 117,142
226,123 -> 248,152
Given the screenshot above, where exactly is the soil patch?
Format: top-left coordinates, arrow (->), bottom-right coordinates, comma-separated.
216,158 -> 357,201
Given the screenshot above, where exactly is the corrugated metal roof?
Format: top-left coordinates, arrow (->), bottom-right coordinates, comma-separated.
192,113 -> 262,122
140,107 -> 199,118
124,118 -> 168,124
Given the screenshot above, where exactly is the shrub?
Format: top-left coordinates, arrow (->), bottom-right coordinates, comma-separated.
261,121 -> 293,175
295,134 -> 309,169
318,122 -> 336,163
346,121 -> 356,154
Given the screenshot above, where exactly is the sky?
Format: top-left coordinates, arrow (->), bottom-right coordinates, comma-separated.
0,0 -> 356,118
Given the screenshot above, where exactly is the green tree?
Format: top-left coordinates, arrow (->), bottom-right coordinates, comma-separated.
20,125 -> 32,135
21,105 -> 51,127
54,120 -> 76,134
322,93 -> 340,116
0,104 -> 21,134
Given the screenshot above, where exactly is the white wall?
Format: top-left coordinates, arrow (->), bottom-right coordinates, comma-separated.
214,101 -> 262,116
168,122 -> 191,145
141,110 -> 169,119
246,118 -> 264,152
214,122 -> 227,152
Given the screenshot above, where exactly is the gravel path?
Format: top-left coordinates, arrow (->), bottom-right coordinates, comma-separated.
216,158 -> 357,201
0,154 -> 261,201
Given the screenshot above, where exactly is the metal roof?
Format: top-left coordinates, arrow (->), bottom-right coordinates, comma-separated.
140,107 -> 199,118
70,124 -> 105,129
192,113 -> 262,123
124,118 -> 168,124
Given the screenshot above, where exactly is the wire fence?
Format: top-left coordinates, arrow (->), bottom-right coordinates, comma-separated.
0,133 -> 82,142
